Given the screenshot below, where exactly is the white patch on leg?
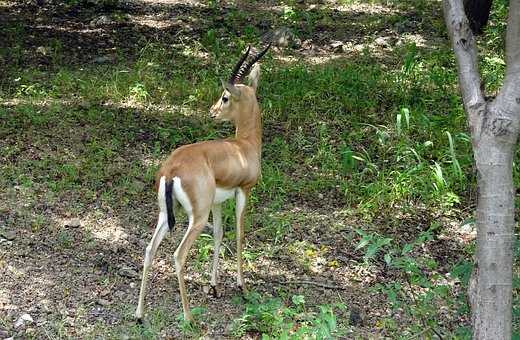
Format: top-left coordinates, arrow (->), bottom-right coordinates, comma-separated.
235,188 -> 247,287
214,187 -> 236,204
173,177 -> 192,215
157,176 -> 167,212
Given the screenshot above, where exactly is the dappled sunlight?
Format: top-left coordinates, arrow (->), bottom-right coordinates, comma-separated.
138,0 -> 206,5
128,15 -> 176,30
399,33 -> 430,48
0,288 -> 16,314
56,214 -> 130,246
179,46 -> 211,62
332,2 -> 402,15
441,218 -> 476,244
34,24 -> 103,35
2,97 -> 83,107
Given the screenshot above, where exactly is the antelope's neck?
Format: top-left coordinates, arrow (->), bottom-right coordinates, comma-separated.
235,103 -> 262,150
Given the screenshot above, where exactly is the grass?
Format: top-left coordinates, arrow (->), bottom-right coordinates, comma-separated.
1,0 -> 519,338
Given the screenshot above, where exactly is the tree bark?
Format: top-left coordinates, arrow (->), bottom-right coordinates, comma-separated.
443,0 -> 520,338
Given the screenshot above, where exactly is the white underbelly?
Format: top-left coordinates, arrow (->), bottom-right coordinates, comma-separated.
214,187 -> 236,204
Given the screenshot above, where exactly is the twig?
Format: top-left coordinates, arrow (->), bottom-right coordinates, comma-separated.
271,278 -> 347,290
407,327 -> 432,340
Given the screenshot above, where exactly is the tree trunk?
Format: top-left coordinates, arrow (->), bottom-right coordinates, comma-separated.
443,0 -> 520,338
471,116 -> 516,338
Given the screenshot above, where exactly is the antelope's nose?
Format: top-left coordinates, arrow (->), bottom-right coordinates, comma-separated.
210,109 -> 218,118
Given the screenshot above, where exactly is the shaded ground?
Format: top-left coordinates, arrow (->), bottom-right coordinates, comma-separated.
0,0 -> 489,338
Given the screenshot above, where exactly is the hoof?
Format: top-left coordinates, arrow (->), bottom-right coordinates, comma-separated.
237,284 -> 247,294
210,285 -> 222,298
136,317 -> 144,325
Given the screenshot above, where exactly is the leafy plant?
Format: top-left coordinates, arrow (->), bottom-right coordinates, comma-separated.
355,229 -> 393,260
231,291 -> 345,338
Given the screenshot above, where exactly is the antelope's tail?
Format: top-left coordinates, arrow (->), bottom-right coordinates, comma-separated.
158,176 -> 176,232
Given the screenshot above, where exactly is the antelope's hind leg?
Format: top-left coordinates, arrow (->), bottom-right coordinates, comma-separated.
174,214 -> 208,322
135,213 -> 169,321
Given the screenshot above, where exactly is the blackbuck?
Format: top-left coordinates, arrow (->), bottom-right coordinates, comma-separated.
135,44 -> 270,322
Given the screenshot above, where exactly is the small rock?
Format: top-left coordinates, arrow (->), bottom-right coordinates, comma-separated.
90,15 -> 113,27
257,19 -> 271,29
93,55 -> 115,64
395,20 -> 417,33
395,22 -> 407,34
14,313 -> 33,328
459,223 -> 475,234
36,46 -> 48,56
119,266 -> 138,278
97,298 -> 110,306
353,44 -> 365,52
64,316 -> 75,326
64,218 -> 81,228
301,39 -> 313,50
111,244 -> 121,254
133,180 -> 145,192
349,307 -> 363,326
330,40 -> 343,52
129,282 -> 136,289
0,229 -> 16,240
375,36 -> 389,46
262,27 -> 300,48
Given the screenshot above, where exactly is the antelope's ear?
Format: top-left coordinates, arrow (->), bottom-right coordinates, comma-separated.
221,79 -> 241,98
248,64 -> 261,91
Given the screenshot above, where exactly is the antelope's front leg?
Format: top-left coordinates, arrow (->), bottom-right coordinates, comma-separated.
210,204 -> 223,297
235,188 -> 249,291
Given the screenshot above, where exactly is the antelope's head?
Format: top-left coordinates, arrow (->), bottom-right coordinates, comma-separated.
210,44 -> 270,122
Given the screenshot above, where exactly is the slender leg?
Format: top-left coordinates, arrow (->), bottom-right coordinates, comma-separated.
135,213 -> 169,321
174,214 -> 208,322
210,204 -> 223,297
235,188 -> 248,291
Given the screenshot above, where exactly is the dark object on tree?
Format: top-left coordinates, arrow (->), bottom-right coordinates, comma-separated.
463,0 -> 493,34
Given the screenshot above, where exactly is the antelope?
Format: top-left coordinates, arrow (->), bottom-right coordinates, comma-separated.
135,44 -> 270,322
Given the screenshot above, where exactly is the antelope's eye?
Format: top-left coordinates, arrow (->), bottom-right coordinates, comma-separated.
222,96 -> 229,103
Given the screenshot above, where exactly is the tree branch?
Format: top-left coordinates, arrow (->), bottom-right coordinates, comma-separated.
443,0 -> 486,132
495,0 -> 520,121
505,0 -> 520,71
